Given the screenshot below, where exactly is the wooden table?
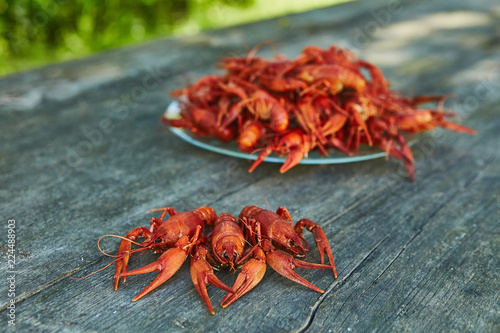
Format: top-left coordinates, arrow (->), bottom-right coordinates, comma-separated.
1,0 -> 499,331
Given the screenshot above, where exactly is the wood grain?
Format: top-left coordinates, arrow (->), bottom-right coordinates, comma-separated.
1,0 -> 499,331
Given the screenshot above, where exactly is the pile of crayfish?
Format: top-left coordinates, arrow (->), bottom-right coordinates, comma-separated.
104,205 -> 336,314
163,45 -> 476,180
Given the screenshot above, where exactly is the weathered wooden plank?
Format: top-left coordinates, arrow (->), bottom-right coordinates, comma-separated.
1,0 -> 499,331
306,126 -> 500,332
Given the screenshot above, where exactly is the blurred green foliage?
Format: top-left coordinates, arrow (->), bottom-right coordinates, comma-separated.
0,0 -> 346,76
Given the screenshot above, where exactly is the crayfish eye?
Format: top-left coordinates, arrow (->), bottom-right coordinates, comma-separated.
289,240 -> 296,247
223,252 -> 229,259
233,252 -> 238,259
154,238 -> 162,243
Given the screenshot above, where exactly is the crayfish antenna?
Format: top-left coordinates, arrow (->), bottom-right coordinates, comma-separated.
65,233 -> 149,283
244,40 -> 276,63
64,259 -> 120,281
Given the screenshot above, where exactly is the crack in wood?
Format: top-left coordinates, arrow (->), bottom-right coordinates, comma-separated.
366,289 -> 384,310
207,179 -> 262,206
296,236 -> 388,332
292,179 -> 409,332
391,155 -> 496,317
0,177 -> 269,314
337,237 -> 390,329
295,154 -> 496,330
0,262 -> 96,311
322,178 -> 399,228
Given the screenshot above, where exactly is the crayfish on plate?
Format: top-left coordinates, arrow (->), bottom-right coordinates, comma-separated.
163,44 -> 476,181
103,205 -> 336,314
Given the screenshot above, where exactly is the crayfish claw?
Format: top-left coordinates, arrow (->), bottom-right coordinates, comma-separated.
265,246 -> 332,293
248,145 -> 274,173
114,240 -> 131,290
221,248 -> 266,308
190,246 -> 234,315
114,226 -> 152,290
114,236 -> 192,301
438,120 -> 477,135
279,147 -> 306,173
295,219 -> 337,278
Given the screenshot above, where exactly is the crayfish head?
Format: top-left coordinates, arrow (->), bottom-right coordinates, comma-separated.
213,236 -> 244,269
273,228 -> 307,257
277,130 -> 302,154
147,236 -> 168,253
287,235 -> 307,257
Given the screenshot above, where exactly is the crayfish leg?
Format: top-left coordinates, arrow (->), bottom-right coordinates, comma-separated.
328,137 -> 353,156
276,206 -> 293,226
146,207 -> 178,221
248,145 -> 274,173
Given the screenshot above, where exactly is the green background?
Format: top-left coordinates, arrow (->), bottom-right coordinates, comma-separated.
0,0 -> 349,77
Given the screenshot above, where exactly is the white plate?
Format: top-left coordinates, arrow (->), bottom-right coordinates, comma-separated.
163,101 -> 407,164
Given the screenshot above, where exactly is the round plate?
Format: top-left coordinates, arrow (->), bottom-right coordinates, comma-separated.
163,101 -> 403,164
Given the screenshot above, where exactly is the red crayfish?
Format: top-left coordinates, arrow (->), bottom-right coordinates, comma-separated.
163,44 -> 476,181
104,205 -> 336,314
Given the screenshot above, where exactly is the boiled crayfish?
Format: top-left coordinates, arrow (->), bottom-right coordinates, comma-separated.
163,44 -> 476,181
105,205 -> 336,314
